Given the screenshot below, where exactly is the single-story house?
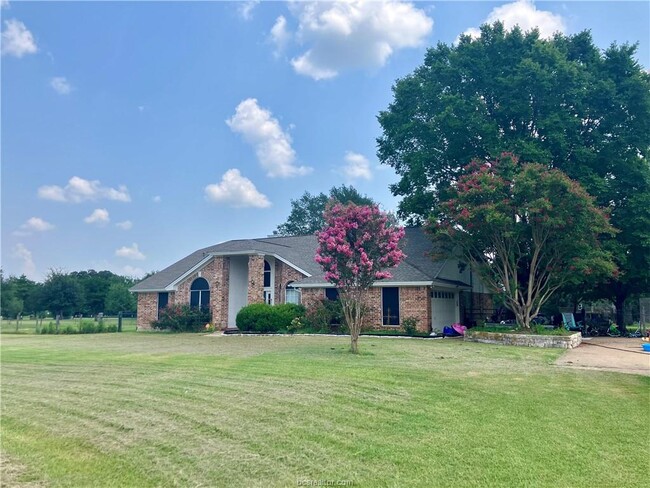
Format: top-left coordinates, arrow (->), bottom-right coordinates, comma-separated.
130,227 -> 493,333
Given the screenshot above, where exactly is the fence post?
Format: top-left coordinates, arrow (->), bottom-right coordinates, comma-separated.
56,314 -> 61,333
118,312 -> 123,332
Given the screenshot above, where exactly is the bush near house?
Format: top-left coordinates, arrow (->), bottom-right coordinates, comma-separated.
302,298 -> 346,334
236,303 -> 305,333
151,304 -> 211,332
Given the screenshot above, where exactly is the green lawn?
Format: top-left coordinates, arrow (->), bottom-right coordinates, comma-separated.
1,334 -> 647,487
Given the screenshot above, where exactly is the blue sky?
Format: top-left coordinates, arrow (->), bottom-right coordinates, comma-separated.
2,0 -> 648,281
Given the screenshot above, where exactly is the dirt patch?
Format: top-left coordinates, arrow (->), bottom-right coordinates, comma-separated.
556,337 -> 650,376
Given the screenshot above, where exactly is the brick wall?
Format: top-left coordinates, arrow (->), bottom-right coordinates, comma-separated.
301,288 -> 325,310
298,285 -> 432,333
399,286 -> 431,333
169,256 -> 231,329
274,261 -> 307,304
247,254 -> 265,304
137,293 -> 158,330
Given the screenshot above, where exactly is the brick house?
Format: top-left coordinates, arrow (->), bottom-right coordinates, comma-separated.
130,228 -> 493,333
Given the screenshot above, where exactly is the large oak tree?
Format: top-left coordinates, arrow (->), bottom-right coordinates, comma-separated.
378,23 -> 650,327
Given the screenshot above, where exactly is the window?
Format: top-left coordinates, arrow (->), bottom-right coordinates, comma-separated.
285,281 -> 301,304
190,277 -> 210,309
158,292 -> 168,319
263,260 -> 271,288
325,288 -> 339,301
433,291 -> 454,299
382,287 -> 400,326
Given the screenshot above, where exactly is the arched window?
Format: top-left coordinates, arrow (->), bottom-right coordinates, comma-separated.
285,281 -> 301,304
263,260 -> 271,288
190,277 -> 210,309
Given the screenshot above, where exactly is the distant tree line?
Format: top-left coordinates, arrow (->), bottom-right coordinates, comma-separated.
1,269 -> 141,319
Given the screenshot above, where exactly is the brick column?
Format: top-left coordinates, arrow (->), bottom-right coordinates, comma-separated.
247,254 -> 265,304
211,257 -> 230,329
137,293 -> 158,330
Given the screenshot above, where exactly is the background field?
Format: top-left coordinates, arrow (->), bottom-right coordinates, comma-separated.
1,333 -> 648,487
0,317 -> 137,334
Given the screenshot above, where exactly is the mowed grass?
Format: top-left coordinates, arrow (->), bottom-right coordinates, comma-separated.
1,334 -> 648,487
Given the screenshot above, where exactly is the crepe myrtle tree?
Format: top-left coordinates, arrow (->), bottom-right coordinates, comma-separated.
430,154 -> 616,330
316,203 -> 405,353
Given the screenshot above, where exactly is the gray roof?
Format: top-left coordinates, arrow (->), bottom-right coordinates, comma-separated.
130,227 -> 451,292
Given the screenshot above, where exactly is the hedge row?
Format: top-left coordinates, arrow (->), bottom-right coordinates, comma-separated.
236,303 -> 306,333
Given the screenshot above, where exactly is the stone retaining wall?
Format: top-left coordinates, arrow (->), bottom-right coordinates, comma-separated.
465,330 -> 582,349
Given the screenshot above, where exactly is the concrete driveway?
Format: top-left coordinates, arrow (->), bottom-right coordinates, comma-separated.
556,337 -> 650,376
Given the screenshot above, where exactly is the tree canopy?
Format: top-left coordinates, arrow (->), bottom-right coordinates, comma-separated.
274,185 -> 375,236
378,23 -> 650,322
1,269 -> 138,318
430,154 -> 616,328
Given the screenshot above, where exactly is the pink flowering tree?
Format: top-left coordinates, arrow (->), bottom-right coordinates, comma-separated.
316,203 -> 405,353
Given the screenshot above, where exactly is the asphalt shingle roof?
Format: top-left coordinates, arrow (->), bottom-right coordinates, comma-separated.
130,227 -> 448,292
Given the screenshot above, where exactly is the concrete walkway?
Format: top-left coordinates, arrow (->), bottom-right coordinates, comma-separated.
556,337 -> 650,376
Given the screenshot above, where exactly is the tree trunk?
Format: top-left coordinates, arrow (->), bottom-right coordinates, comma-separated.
615,294 -> 627,334
350,333 -> 359,354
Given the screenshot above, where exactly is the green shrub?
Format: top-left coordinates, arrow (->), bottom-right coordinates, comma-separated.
152,304 -> 212,332
106,324 -> 118,333
236,303 -> 306,333
63,325 -> 78,334
80,320 -> 97,334
303,299 -> 345,333
402,317 -> 418,336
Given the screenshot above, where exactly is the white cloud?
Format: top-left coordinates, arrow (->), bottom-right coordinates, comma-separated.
205,169 -> 271,208
115,243 -> 146,260
15,217 -> 55,236
122,265 -> 145,278
37,176 -> 131,203
458,0 -> 566,42
50,77 -> 72,95
286,1 -> 433,80
116,220 -> 133,230
84,208 -> 110,225
1,19 -> 37,57
342,151 -> 372,181
270,16 -> 291,56
22,217 -> 55,232
152,195 -> 161,203
226,98 -> 311,178
238,0 -> 259,21
12,243 -> 36,279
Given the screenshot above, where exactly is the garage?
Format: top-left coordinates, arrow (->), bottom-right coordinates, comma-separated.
432,290 -> 458,331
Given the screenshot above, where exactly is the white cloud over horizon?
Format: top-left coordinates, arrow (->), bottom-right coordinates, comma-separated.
115,243 -> 146,260
342,151 -> 372,181
459,0 -> 566,42
50,76 -> 73,94
226,98 -> 311,178
205,169 -> 271,208
121,265 -> 145,278
38,176 -> 131,203
84,208 -> 110,225
12,243 -> 36,279
1,18 -> 37,57
284,1 -> 433,80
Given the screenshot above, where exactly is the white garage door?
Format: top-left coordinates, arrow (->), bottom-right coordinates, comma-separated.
432,290 -> 458,330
